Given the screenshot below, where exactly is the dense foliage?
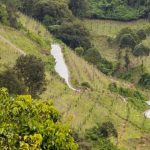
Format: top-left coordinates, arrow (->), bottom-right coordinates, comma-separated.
139,73 -> 150,89
85,122 -> 118,150
88,0 -> 150,21
0,0 -> 20,28
15,55 -> 46,97
133,44 -> 150,57
52,22 -> 91,49
0,88 -> 78,149
0,69 -> 26,95
19,0 -> 73,26
69,0 -> 89,18
108,82 -> 147,110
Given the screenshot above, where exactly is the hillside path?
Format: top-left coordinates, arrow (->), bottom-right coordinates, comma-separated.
0,34 -> 26,55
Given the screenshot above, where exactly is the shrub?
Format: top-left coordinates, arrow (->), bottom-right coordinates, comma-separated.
69,0 -> 89,18
32,0 -> 73,25
116,28 -> 139,49
75,47 -> 84,56
139,73 -> 150,89
0,4 -> 9,24
0,69 -> 26,95
98,58 -> 114,75
80,82 -> 91,90
85,121 -> 118,140
84,48 -> 101,65
136,29 -> 146,41
132,44 -> 150,57
0,88 -> 78,149
53,22 -> 91,49
99,122 -> 118,138
108,83 -> 147,110
15,55 -> 46,97
119,33 -> 137,49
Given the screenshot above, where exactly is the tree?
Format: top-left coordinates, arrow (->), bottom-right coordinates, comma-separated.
0,69 -> 26,95
19,0 -> 35,15
84,48 -> 101,65
116,28 -> 139,49
119,33 -> 137,49
99,122 -> 118,138
139,73 -> 150,89
53,22 -> 91,49
75,47 -> 84,56
132,44 -> 150,57
5,0 -> 20,28
69,0 -> 89,18
32,0 -> 73,25
136,29 -> 146,41
0,88 -> 78,149
15,55 -> 46,97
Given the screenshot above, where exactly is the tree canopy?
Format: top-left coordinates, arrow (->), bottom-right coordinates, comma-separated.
0,88 -> 78,149
15,55 -> 46,97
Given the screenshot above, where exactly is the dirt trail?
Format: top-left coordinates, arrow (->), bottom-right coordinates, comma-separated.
0,34 -> 26,55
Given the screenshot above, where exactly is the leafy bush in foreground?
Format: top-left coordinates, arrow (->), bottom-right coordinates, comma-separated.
0,88 -> 78,150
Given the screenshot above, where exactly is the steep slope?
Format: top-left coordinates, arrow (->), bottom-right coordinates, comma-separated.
1,14 -> 150,149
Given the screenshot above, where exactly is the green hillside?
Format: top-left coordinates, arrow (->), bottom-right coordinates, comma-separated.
1,0 -> 150,149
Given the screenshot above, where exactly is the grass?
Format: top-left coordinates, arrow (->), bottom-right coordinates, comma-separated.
0,38 -> 20,71
1,14 -> 150,149
84,19 -> 150,37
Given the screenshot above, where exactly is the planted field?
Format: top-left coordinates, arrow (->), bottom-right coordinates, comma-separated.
84,19 -> 150,37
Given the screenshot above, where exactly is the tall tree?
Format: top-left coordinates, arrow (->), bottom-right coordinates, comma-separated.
69,0 -> 89,18
15,55 -> 46,97
5,0 -> 19,28
132,44 -> 150,73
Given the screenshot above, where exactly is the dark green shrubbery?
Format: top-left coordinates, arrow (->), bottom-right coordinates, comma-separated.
132,44 -> 150,57
98,58 -> 114,75
80,82 -> 92,90
0,55 -> 47,98
0,4 -> 9,25
0,69 -> 26,95
136,29 -> 147,41
116,28 -> 140,49
84,48 -> 114,75
85,122 -> 118,150
75,47 -> 85,56
139,73 -> 150,89
69,0 -> 89,18
0,1 -> 20,28
52,22 -> 91,49
20,0 -> 73,26
119,33 -> 137,49
88,0 -> 149,21
15,55 -> 47,97
108,82 -> 147,110
84,48 -> 101,64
